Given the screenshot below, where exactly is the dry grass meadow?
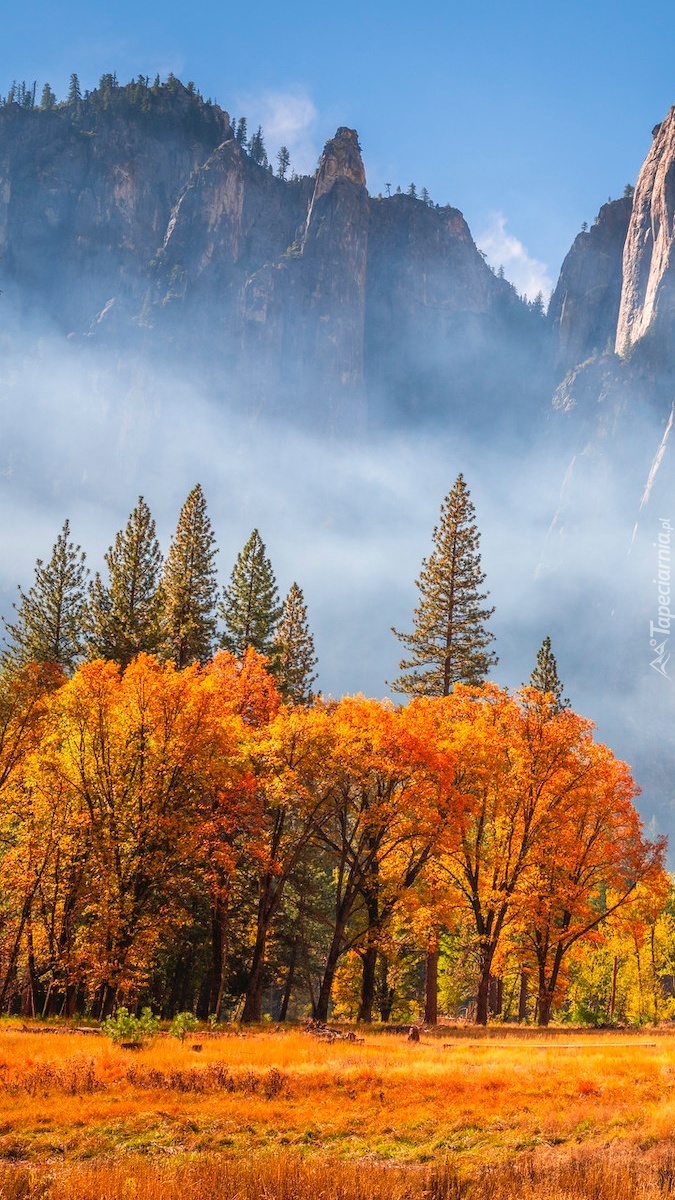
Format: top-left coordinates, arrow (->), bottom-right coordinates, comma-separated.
0,1023 -> 674,1196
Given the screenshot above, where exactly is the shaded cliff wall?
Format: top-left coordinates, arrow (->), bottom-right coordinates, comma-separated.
548,198 -> 632,372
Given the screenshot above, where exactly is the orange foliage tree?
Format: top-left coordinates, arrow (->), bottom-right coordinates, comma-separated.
416,685 -> 661,1025
0,663 -> 65,1010
311,697 -> 450,1023
31,655 -> 249,1014
515,722 -> 666,1025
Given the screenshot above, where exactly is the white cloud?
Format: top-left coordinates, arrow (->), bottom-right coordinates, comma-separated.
477,213 -> 553,302
236,88 -> 319,176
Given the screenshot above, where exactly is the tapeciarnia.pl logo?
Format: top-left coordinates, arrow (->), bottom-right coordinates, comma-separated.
650,517 -> 672,678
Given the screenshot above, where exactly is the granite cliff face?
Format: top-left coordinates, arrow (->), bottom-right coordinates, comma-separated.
615,107 -> 675,359
0,79 -> 230,333
0,79 -> 546,430
548,198 -> 632,371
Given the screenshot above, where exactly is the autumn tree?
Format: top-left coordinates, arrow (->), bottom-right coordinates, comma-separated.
87,496 -> 163,667
2,520 -> 88,673
161,485 -> 218,668
36,655 -> 246,1013
513,722 -> 666,1025
239,703 -> 335,1022
310,697 -> 445,1023
392,474 -> 497,697
420,685 -> 650,1025
220,529 -> 281,659
272,583 -> 317,704
200,649 -> 280,1017
529,635 -> 569,711
0,662 -> 74,1012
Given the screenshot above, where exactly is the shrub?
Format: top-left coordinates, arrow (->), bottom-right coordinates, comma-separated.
101,1006 -> 159,1045
168,1011 -> 199,1043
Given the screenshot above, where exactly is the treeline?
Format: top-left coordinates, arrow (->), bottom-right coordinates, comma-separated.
1,72 -> 216,113
3,487 -> 316,705
0,656 -> 665,1027
0,477 -> 669,1027
0,73 -> 300,182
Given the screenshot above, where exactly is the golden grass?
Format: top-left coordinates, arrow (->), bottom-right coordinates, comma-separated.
0,1026 -> 674,1195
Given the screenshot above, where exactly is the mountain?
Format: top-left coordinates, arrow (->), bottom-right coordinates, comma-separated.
0,75 -> 548,432
3,74 -> 675,842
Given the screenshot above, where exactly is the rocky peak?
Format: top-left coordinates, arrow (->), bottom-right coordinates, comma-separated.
615,105 -> 675,357
549,197 -> 632,371
309,127 -> 366,205
301,126 -> 366,255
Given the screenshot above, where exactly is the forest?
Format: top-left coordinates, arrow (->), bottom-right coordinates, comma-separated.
0,477 -> 668,1030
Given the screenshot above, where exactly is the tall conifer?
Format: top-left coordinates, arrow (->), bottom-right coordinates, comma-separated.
2,520 -> 88,673
392,473 -> 497,696
87,496 -> 163,667
160,485 -> 218,668
272,582 -> 318,704
529,636 -> 569,711
220,529 -> 281,658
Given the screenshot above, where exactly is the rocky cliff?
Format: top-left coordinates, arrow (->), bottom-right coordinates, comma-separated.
0,77 -> 546,431
0,77 -> 230,333
548,197 -> 632,371
615,107 -> 675,360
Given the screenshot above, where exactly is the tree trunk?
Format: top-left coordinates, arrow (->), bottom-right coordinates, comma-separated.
279,939 -> 297,1022
209,895 -> 229,1019
518,971 -> 528,1022
378,955 -> 396,1022
241,871 -> 284,1024
358,945 -> 378,1023
608,955 -> 619,1022
424,942 -> 439,1025
537,992 -> 553,1027
241,926 -> 267,1023
314,910 -> 352,1022
475,943 -> 495,1026
488,974 -> 502,1017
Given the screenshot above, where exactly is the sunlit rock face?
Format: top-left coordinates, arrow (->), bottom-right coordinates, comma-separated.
615,107 -> 675,360
549,198 -> 632,372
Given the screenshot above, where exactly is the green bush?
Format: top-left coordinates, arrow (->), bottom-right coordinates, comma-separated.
169,1011 -> 199,1042
102,1006 -> 159,1045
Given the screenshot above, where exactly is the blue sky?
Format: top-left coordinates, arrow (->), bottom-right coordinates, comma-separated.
3,1 -> 675,294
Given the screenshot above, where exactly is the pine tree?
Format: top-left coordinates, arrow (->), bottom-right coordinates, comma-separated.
272,583 -> 318,704
392,474 -> 497,696
2,520 -> 88,673
160,485 -> 218,669
40,83 -> 57,110
87,496 -> 163,667
529,636 -> 569,711
248,126 -> 267,167
67,73 -> 81,104
276,145 -> 291,180
220,529 -> 281,658
235,116 -> 247,146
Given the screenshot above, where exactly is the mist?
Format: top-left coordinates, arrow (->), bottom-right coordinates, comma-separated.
2,309 -> 674,854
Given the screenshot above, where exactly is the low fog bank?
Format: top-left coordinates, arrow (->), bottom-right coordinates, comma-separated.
1,324 -> 674,851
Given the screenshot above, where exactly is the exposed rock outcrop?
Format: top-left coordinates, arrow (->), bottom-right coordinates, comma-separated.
0,78 -> 230,333
549,198 -> 632,371
0,82 -> 548,429
615,107 -> 675,358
